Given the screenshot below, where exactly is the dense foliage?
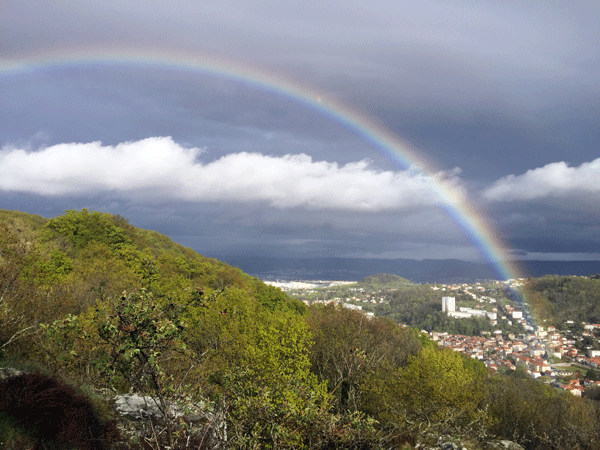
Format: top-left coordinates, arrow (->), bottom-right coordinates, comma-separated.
526,275 -> 600,325
355,274 -> 414,290
2,209 -> 600,449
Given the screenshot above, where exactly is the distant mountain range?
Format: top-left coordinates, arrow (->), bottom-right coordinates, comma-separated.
221,257 -> 600,283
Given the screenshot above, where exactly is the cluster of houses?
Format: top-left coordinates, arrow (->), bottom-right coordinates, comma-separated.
431,281 -> 600,395
274,278 -> 600,396
429,324 -> 600,396
431,279 -> 524,296
440,294 -> 529,332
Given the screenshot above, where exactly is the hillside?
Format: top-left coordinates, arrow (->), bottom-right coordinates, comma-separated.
357,273 -> 414,289
525,275 -> 600,326
2,209 -> 600,450
0,208 -> 302,315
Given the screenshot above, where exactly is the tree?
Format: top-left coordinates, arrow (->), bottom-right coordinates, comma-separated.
46,290 -> 187,400
0,223 -> 41,354
255,283 -> 305,313
307,304 -> 421,413
45,288 -> 189,447
44,209 -> 130,251
486,374 -> 599,449
361,343 -> 488,438
398,346 -> 486,427
183,288 -> 381,449
587,369 -> 600,381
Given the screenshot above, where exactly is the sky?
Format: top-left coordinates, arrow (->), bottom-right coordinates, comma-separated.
1,1 -> 600,271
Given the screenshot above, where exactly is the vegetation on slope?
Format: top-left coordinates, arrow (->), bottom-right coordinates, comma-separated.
355,273 -> 414,290
1,209 -> 600,449
525,275 -> 600,326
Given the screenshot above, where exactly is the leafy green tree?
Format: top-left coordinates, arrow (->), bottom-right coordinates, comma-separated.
307,304 -> 421,413
55,242 -> 142,311
0,223 -> 42,354
44,288 -> 190,447
255,282 -> 306,313
45,289 -> 188,398
397,345 -> 486,428
34,249 -> 74,284
219,316 -> 331,449
586,369 -> 600,381
486,373 -> 600,449
113,244 -> 158,287
94,290 -> 187,396
361,343 -> 488,439
526,275 -> 600,325
44,208 -> 130,251
181,288 -> 381,449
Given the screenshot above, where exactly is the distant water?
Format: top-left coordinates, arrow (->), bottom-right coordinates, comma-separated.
221,257 -> 600,284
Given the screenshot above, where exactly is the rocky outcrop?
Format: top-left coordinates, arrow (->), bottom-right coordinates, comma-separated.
484,441 -> 526,450
415,434 -> 525,450
110,394 -> 226,450
0,366 -> 22,379
113,394 -> 178,420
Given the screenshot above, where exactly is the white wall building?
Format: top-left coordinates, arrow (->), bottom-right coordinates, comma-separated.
442,296 -> 455,312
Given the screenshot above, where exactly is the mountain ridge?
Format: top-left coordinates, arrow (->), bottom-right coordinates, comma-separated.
222,256 -> 600,283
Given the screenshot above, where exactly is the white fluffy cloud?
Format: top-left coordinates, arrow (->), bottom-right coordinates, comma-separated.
0,136 -> 462,211
483,158 -> 600,202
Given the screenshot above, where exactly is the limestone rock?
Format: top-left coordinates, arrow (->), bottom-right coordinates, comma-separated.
113,394 -> 175,420
110,394 -> 226,449
416,434 -> 524,450
0,367 -> 22,379
484,440 -> 526,450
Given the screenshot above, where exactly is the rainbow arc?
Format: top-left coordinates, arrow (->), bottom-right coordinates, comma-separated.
1,48 -> 523,282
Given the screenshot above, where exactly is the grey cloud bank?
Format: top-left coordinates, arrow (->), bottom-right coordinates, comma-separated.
1,0 -> 599,267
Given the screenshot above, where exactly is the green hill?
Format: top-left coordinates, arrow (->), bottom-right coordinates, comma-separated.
525,275 -> 600,326
2,209 -> 600,450
0,208 -> 302,317
357,273 -> 414,289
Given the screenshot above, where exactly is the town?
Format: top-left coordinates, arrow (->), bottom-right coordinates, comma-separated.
269,277 -> 600,397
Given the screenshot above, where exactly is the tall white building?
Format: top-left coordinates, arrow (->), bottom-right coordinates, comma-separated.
442,296 -> 455,313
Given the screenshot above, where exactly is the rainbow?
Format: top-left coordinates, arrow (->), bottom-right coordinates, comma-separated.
1,47 -> 523,282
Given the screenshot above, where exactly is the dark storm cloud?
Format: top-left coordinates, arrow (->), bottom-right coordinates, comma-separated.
509,238 -> 600,255
0,66 -> 381,164
127,201 -> 478,261
480,173 -> 600,260
3,1 -> 599,175
1,0 -> 600,263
